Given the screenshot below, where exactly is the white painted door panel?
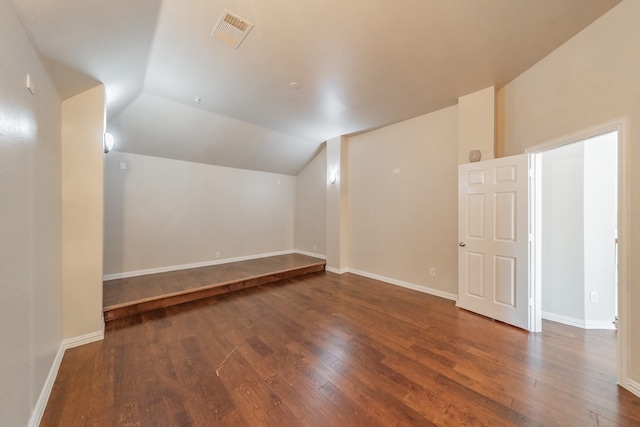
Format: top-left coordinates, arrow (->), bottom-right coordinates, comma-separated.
457,154 -> 530,330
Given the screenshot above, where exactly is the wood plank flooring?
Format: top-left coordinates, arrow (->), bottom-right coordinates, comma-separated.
103,254 -> 325,321
45,271 -> 640,426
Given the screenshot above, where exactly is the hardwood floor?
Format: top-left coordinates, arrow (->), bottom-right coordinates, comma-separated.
103,254 -> 325,321
44,271 -> 639,426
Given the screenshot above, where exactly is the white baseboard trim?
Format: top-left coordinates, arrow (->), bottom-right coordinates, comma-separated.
63,329 -> 104,350
28,324 -> 105,427
28,344 -> 65,427
542,311 -> 617,330
542,312 -> 584,328
103,250 -> 296,281
626,379 -> 640,398
347,268 -> 458,301
294,249 -> 327,260
326,266 -> 349,274
584,320 -> 617,330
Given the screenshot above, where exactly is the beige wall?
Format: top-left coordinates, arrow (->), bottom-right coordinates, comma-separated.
0,2 -> 62,425
497,0 -> 640,383
458,86 -> 495,164
104,152 -> 296,275
61,85 -> 105,339
326,136 -> 349,272
295,147 -> 327,257
348,105 -> 459,296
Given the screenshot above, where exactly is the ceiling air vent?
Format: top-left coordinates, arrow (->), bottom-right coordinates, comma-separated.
210,9 -> 254,49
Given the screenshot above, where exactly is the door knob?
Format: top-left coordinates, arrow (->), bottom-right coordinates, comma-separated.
459,242 -> 466,247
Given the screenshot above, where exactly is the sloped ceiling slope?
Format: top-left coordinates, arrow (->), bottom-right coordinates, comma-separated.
11,0 -> 622,175
10,0 -> 161,119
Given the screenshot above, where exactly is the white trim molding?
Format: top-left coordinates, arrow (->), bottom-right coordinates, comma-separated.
348,268 -> 458,301
28,345 -> 65,427
28,325 -> 105,427
103,250 -> 296,281
626,379 -> 640,398
294,249 -> 327,260
63,329 -> 104,350
542,312 -> 584,329
584,321 -> 617,330
542,312 -> 617,330
326,266 -> 349,275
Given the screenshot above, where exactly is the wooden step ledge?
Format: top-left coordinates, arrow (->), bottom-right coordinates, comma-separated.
103,263 -> 325,322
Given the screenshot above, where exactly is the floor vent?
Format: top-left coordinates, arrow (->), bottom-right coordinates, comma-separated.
210,9 -> 254,49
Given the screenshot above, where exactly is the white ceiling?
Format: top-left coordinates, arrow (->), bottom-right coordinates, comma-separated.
11,0 -> 622,175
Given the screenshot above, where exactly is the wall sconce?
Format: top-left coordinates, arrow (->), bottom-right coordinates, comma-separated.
103,132 -> 115,154
329,172 -> 337,184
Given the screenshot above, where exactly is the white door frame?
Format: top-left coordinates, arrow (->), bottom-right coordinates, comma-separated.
525,117 -> 630,389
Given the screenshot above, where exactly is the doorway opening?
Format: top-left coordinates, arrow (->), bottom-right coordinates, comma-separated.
538,131 -> 618,329
528,118 -> 629,387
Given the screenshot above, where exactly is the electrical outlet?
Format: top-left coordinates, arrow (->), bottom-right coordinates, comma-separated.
590,292 -> 598,303
216,252 -> 220,258
429,268 -> 436,277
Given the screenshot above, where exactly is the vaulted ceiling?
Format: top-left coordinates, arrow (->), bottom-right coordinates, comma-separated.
11,0 -> 621,175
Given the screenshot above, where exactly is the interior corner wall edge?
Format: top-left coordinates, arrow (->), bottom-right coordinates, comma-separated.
348,105 -> 459,296
295,147 -> 327,256
103,152 -> 296,275
1,2 -> 63,426
497,0 -> 640,383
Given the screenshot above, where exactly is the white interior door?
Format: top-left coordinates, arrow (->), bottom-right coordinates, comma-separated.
457,154 -> 531,330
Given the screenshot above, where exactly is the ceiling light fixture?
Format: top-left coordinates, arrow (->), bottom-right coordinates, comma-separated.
290,82 -> 302,90
195,97 -> 202,104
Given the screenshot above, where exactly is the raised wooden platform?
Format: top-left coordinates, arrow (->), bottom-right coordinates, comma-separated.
103,253 -> 325,322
